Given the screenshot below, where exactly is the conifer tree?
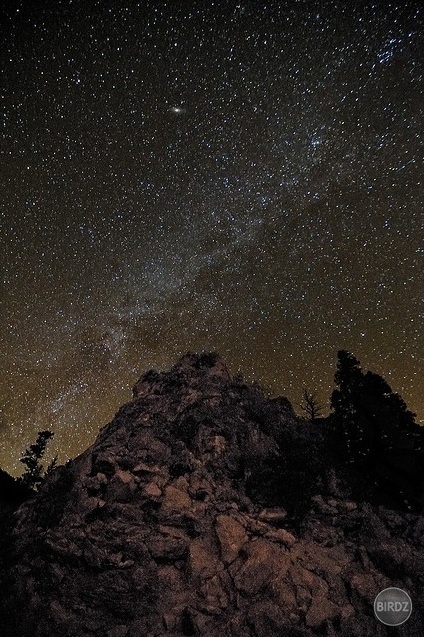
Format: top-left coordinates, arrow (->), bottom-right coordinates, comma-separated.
19,430 -> 54,491
331,350 -> 366,463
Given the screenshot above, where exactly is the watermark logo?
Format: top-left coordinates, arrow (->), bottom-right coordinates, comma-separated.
374,587 -> 412,626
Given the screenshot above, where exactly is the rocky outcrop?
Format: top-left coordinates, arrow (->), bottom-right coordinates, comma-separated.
1,352 -> 423,636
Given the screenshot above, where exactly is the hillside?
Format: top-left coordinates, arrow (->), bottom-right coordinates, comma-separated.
0,352 -> 423,636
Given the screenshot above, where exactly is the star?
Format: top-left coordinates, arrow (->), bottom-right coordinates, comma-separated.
0,0 -> 422,475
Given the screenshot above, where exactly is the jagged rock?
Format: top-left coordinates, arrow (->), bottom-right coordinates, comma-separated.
107,469 -> 137,502
215,514 -> 247,564
306,595 -> 339,628
339,500 -> 358,512
1,352 -> 423,637
264,527 -> 296,548
162,481 -> 192,510
258,506 -> 288,524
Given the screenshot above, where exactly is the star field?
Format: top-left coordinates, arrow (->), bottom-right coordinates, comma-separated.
1,0 -> 423,474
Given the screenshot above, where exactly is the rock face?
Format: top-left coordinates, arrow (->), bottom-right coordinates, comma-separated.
1,352 -> 423,636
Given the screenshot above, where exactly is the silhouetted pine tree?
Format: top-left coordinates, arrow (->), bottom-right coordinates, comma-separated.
18,431 -> 54,491
361,371 -> 416,455
331,350 -> 366,463
330,350 -> 422,510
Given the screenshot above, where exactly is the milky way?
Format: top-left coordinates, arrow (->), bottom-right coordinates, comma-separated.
1,1 -> 423,474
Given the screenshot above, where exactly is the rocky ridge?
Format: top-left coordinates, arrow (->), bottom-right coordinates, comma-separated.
1,352 -> 423,636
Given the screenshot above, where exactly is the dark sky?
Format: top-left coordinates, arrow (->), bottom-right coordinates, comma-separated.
1,0 -> 423,474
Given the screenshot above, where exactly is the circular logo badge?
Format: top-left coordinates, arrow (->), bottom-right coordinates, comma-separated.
374,587 -> 412,626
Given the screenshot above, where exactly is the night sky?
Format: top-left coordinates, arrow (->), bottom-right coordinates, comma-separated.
1,0 -> 423,475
